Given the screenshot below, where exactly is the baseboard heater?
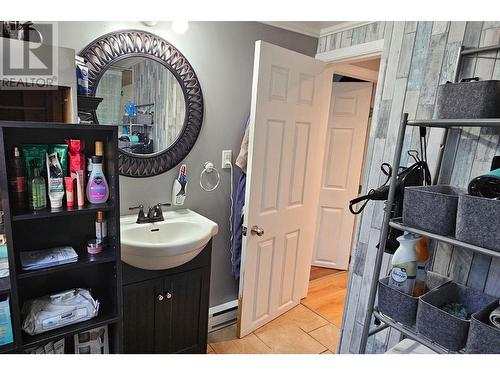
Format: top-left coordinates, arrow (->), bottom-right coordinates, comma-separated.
208,299 -> 238,333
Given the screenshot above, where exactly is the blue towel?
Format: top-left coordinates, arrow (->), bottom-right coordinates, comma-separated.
231,172 -> 246,279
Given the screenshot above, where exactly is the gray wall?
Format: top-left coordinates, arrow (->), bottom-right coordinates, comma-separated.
54,21 -> 317,308
318,22 -> 500,353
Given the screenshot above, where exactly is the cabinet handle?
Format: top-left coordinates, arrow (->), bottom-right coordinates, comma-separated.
166,292 -> 172,299
157,293 -> 164,301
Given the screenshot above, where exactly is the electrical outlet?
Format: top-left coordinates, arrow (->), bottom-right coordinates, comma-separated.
222,150 -> 232,169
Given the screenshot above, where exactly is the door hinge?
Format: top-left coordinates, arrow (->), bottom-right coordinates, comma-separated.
369,107 -> 374,118
242,226 -> 247,236
358,185 -> 362,194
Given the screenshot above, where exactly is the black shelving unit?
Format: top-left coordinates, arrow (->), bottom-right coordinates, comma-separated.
0,121 -> 122,354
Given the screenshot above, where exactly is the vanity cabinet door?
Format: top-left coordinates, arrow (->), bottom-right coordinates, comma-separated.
168,267 -> 210,354
123,278 -> 162,354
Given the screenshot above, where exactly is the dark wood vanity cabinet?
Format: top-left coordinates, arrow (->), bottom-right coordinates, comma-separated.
122,242 -> 211,354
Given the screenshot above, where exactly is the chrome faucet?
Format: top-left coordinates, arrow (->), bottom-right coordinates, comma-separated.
129,203 -> 171,224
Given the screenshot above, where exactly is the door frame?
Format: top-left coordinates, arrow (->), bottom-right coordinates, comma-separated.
313,40 -> 384,353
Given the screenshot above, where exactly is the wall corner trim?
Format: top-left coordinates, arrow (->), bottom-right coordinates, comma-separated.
319,22 -> 375,37
315,39 -> 384,63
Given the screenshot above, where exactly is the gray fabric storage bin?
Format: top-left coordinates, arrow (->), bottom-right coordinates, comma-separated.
378,272 -> 450,326
436,80 -> 500,118
403,185 -> 464,236
465,301 -> 500,354
456,194 -> 500,252
416,283 -> 497,351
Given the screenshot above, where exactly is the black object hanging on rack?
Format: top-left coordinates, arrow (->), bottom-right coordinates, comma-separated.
349,130 -> 431,254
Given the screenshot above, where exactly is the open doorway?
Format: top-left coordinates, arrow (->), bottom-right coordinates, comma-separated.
301,56 -> 380,349
208,55 -> 380,354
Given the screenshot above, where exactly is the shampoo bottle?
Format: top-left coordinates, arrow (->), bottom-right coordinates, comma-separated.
30,161 -> 47,211
86,156 -> 109,204
9,147 -> 28,210
389,233 -> 420,295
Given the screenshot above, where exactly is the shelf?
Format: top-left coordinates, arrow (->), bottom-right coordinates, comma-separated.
0,276 -> 10,294
407,118 -> 500,128
22,313 -> 119,349
373,307 -> 454,354
0,342 -> 15,354
389,218 -> 500,259
77,95 -> 103,111
17,250 -> 116,280
12,203 -> 114,222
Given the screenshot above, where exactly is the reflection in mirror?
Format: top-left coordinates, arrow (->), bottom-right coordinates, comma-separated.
96,57 -> 186,155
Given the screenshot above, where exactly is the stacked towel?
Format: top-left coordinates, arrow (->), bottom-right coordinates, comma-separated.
490,302 -> 500,329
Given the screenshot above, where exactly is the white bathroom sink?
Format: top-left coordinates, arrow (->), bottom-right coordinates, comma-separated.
120,209 -> 218,270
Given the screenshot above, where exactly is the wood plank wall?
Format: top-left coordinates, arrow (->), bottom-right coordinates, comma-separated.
318,21 -> 500,354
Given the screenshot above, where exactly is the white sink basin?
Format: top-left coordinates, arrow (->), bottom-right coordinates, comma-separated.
120,209 -> 218,270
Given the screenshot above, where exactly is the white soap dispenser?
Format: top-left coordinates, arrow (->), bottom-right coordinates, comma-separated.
172,164 -> 187,206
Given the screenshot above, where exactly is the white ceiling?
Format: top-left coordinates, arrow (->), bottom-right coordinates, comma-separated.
261,21 -> 359,38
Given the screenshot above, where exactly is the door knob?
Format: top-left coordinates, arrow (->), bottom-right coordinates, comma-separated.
165,292 -> 172,299
157,293 -> 164,301
250,225 -> 265,236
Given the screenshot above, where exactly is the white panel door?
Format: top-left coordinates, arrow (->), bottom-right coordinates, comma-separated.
237,41 -> 332,337
312,82 -> 373,270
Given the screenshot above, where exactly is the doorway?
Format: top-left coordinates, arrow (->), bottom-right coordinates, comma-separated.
208,53 -> 380,354
305,57 -> 380,350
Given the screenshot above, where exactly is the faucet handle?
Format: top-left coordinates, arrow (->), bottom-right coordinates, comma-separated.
129,205 -> 146,223
129,204 -> 144,210
157,203 -> 171,207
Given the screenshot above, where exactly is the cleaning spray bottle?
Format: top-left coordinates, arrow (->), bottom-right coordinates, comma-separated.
389,232 -> 421,295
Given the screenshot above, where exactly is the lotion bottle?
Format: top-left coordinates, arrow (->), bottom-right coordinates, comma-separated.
86,156 -> 109,204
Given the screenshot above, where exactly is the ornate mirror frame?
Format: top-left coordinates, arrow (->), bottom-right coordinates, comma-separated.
80,29 -> 203,177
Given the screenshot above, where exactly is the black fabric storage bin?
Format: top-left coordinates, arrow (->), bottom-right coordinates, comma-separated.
403,185 -> 464,236
378,272 -> 450,326
416,283 -> 497,351
456,194 -> 500,252
436,80 -> 500,119
465,301 -> 500,354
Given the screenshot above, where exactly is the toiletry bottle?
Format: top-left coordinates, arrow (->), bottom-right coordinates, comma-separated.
389,233 -> 420,295
30,161 -> 47,211
87,157 -> 93,181
95,141 -> 103,158
413,236 -> 430,297
95,211 -> 107,246
9,147 -> 28,210
86,156 -> 109,204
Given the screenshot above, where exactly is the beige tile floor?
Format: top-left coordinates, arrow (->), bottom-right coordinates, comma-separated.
207,271 -> 348,354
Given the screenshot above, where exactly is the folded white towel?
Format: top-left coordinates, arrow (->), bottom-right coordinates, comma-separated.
490,303 -> 500,330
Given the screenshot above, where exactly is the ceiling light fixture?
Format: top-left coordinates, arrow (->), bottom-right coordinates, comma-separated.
172,20 -> 189,34
141,21 -> 158,27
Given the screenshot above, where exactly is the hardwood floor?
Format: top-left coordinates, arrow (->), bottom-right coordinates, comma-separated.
208,268 -> 348,354
309,266 -> 343,281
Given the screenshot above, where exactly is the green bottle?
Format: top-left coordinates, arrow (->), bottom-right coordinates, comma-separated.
31,161 -> 47,211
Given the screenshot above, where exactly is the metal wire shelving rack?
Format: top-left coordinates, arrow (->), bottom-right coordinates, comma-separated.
357,43 -> 500,354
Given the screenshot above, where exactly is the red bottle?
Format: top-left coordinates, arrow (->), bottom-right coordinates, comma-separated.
9,147 -> 28,210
